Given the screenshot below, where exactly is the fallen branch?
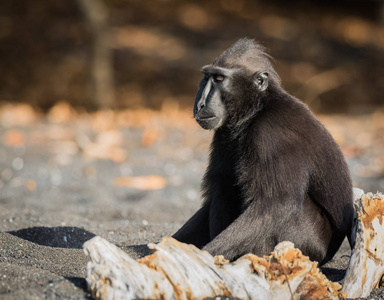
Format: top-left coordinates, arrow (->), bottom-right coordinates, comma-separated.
84,237 -> 343,300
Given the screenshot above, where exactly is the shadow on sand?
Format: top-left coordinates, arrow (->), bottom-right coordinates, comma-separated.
8,226 -> 96,249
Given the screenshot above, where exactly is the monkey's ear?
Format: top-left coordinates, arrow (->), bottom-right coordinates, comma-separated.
254,72 -> 269,92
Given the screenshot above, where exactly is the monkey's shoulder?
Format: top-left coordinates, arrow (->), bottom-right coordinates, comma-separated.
250,94 -> 337,155
256,96 -> 312,131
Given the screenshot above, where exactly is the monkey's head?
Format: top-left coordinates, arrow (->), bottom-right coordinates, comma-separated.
194,38 -> 281,130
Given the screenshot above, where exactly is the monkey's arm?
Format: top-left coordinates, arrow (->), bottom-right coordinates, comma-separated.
172,204 -> 211,248
202,199 -> 291,261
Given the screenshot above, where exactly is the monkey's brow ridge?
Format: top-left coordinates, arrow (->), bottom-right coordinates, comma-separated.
201,65 -> 235,76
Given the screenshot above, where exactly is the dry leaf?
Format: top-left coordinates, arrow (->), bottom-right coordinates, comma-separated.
3,130 -> 25,146
141,126 -> 160,147
109,146 -> 127,163
47,101 -> 77,123
96,130 -> 123,146
81,143 -> 127,163
26,180 -> 36,191
114,176 -> 167,190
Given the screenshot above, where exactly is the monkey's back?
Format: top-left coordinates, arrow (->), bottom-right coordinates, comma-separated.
250,91 -> 354,263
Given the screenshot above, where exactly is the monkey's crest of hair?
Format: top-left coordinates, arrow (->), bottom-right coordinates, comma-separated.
213,38 -> 281,86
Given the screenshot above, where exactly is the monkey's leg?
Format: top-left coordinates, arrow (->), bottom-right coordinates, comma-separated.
203,198 -> 331,263
202,201 -> 277,260
172,204 -> 211,248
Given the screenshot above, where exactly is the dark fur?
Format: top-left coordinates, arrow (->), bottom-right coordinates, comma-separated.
173,38 -> 354,264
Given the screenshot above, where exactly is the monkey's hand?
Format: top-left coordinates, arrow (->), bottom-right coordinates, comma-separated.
172,204 -> 211,249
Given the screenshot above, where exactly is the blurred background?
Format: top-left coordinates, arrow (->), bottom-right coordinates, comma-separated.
0,0 -> 384,212
0,0 -> 383,113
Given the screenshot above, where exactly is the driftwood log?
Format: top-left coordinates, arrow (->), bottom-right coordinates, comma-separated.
84,237 -> 343,300
84,191 -> 384,300
342,192 -> 384,298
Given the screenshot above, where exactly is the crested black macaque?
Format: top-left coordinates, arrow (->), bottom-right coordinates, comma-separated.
172,38 -> 354,265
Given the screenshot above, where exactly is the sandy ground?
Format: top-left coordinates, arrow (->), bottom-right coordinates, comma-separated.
0,106 -> 384,299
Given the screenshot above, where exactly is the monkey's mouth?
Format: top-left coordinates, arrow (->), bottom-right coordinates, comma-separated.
194,110 -> 217,121
196,116 -> 216,121
195,115 -> 221,130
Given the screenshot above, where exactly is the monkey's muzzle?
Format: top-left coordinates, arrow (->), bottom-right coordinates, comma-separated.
195,115 -> 220,130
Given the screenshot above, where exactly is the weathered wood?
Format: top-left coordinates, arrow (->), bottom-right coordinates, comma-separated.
84,236 -> 343,300
84,236 -> 174,299
342,192 -> 384,298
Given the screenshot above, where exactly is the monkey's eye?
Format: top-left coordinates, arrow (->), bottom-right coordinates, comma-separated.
213,75 -> 224,83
